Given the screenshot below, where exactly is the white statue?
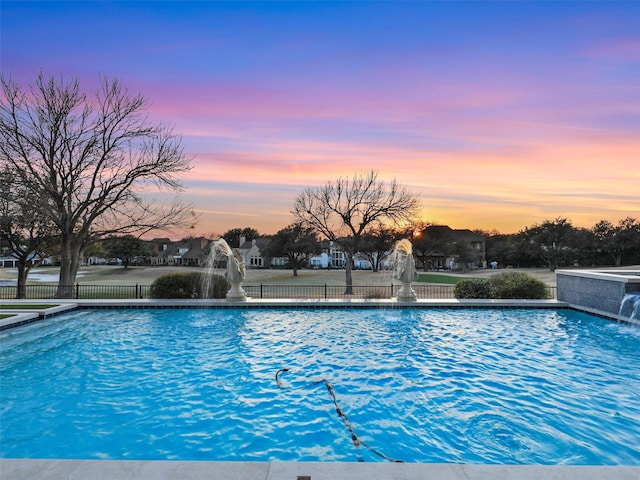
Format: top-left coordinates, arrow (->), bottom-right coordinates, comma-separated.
226,250 -> 246,284
393,239 -> 418,301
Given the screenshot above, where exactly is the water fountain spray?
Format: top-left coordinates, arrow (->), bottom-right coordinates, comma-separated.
205,238 -> 248,301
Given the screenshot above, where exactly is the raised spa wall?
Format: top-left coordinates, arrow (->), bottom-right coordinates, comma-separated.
556,269 -> 640,319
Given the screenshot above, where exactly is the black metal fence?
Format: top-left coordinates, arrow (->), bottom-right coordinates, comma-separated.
0,283 -> 557,300
242,283 -> 461,299
0,284 -> 152,300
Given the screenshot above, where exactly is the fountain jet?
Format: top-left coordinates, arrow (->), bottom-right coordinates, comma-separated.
392,239 -> 418,302
619,293 -> 640,325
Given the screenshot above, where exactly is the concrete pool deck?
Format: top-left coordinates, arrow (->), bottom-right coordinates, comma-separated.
2,459 -> 639,480
2,298 -> 637,479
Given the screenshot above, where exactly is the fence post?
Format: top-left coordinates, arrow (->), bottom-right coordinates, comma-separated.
260,283 -> 263,299
324,283 -> 327,299
76,283 -> 80,300
136,284 -> 139,299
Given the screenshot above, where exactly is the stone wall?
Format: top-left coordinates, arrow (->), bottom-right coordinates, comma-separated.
556,270 -> 640,318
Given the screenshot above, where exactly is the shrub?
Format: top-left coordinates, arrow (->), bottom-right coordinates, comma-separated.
201,273 -> 230,299
150,272 -> 229,299
454,278 -> 493,299
454,273 -> 549,299
489,272 -> 549,299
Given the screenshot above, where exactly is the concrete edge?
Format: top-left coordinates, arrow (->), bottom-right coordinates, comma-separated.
556,269 -> 640,284
1,459 -> 638,480
0,303 -> 78,331
0,312 -> 39,329
565,303 -> 622,321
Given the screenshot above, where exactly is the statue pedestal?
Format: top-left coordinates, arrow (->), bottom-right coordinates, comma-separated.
226,282 -> 248,301
396,282 -> 417,302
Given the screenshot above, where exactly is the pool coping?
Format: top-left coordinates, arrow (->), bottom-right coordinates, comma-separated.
1,459 -> 638,480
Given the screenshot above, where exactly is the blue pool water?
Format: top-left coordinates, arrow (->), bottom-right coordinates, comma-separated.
1,308 -> 639,464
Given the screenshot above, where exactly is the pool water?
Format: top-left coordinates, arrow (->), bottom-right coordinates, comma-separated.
1,308 -> 639,464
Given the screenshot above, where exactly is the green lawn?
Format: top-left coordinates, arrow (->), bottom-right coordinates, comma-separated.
416,273 -> 479,285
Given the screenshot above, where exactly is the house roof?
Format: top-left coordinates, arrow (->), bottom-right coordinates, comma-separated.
181,246 -> 205,259
147,237 -> 173,244
181,239 -> 208,259
157,243 -> 184,258
422,225 -> 484,243
239,237 -> 271,250
451,229 -> 484,242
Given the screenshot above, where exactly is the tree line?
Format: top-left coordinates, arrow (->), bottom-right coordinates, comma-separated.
226,215 -> 640,277
481,217 -> 640,271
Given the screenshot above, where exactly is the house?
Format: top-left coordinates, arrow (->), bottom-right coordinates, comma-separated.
180,237 -> 210,267
309,241 -> 346,269
415,225 -> 486,271
147,238 -> 187,266
353,253 -> 372,270
238,236 -> 271,268
451,229 -> 486,263
146,238 -> 173,265
309,252 -> 330,269
146,237 -> 212,267
0,252 -> 44,268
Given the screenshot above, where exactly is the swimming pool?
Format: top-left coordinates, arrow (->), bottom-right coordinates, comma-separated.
1,308 -> 639,464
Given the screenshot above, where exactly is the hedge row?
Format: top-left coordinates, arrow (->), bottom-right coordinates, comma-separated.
149,272 -> 229,299
454,272 -> 549,299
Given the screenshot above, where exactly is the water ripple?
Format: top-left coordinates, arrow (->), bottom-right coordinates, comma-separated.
1,308 -> 639,464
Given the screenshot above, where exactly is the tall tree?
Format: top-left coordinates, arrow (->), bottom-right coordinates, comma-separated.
412,225 -> 453,271
520,217 -> 578,271
102,235 -> 152,268
261,222 -> 320,276
592,217 -> 640,266
0,167 -> 57,298
293,170 -> 420,293
0,73 -> 194,297
451,240 -> 480,272
479,229 -> 522,268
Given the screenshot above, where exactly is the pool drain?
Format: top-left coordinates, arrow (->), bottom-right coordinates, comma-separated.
276,368 -> 403,463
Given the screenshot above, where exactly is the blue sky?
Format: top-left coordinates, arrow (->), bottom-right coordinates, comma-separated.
2,1 -> 639,236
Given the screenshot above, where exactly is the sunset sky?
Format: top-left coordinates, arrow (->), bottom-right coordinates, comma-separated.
2,1 -> 639,237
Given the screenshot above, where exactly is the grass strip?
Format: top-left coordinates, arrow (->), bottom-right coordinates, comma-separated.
416,273 -> 481,285
0,304 -> 59,310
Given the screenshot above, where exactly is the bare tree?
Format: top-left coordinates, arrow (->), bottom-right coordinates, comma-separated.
0,73 -> 195,296
293,170 -> 420,293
